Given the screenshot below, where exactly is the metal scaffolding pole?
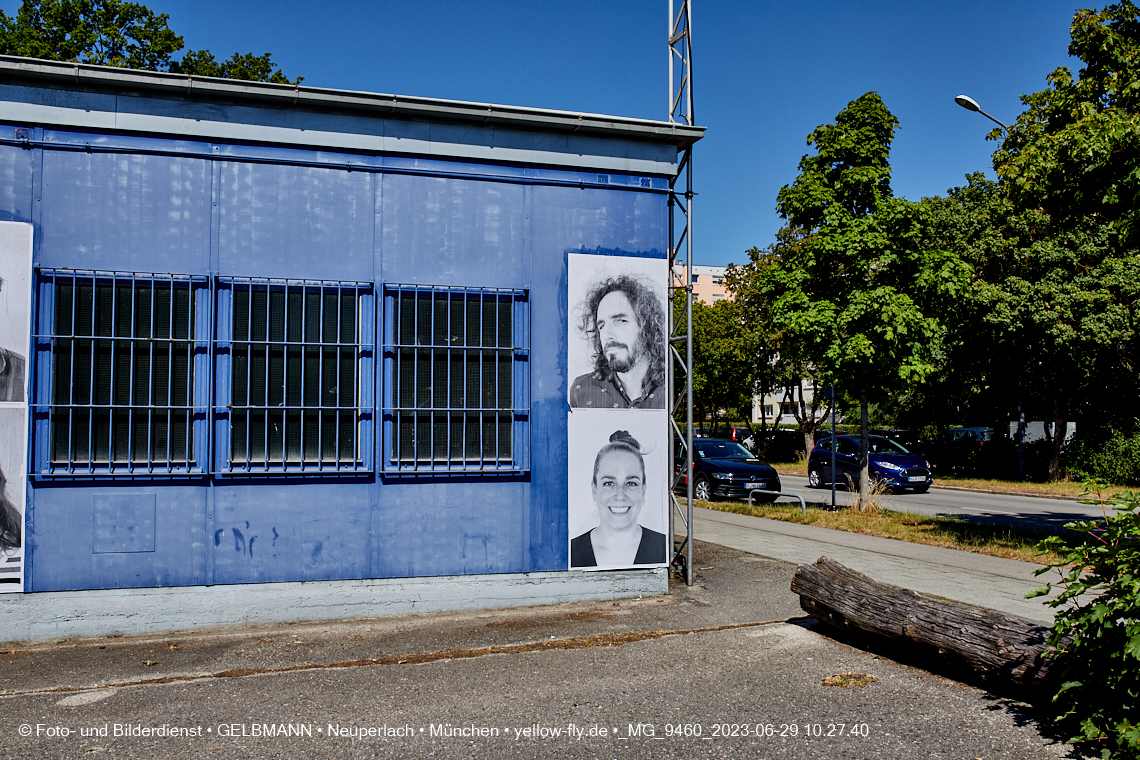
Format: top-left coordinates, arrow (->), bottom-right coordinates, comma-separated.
667,0 -> 695,585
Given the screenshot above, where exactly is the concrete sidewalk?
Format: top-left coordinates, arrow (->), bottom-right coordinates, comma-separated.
689,506 -> 1055,624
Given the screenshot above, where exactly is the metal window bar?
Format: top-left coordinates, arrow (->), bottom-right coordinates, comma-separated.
41,270 -> 204,476
226,280 -> 368,473
384,285 -> 526,474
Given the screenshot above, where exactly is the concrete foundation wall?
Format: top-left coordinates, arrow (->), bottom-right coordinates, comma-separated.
0,567 -> 667,643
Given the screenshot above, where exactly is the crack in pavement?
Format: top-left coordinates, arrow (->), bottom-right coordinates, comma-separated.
0,619 -> 790,699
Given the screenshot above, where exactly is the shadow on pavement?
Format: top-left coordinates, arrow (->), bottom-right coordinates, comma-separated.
918,509 -> 1099,537
765,491 -> 1096,538
791,596 -> 1080,755
980,697 -> 1094,759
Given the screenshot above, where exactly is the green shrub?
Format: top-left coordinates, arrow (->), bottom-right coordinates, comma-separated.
1028,484 -> 1140,758
1100,436 -> 1140,483
1062,428 -> 1140,487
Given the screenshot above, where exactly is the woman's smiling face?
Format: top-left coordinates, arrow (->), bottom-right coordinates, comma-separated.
591,449 -> 645,532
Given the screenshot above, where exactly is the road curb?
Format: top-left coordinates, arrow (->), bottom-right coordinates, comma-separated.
773,469 -> 1087,502
931,483 -> 1085,502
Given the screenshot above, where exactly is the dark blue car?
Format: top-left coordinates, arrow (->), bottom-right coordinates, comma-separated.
807,434 -> 932,493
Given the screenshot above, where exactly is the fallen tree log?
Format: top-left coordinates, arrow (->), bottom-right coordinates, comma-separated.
790,556 -> 1065,695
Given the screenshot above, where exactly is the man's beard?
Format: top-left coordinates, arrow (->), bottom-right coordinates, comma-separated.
604,341 -> 642,373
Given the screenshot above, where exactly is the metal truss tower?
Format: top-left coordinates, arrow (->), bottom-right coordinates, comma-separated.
667,0 -> 695,585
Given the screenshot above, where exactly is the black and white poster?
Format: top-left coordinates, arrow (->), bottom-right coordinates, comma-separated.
567,253 -> 667,410
567,411 -> 668,570
0,222 -> 32,592
567,252 -> 668,571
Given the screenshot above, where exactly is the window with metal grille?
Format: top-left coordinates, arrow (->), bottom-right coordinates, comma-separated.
217,279 -> 373,474
37,270 -> 209,475
382,286 -> 528,474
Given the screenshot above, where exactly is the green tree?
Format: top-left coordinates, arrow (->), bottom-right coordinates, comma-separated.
982,210 -> 1134,480
170,49 -> 299,85
995,1 -> 1140,251
914,175 -> 1030,473
0,0 -> 182,70
983,1 -> 1140,479
0,0 -> 300,83
767,92 -> 970,504
677,294 -> 757,433
917,166 -> 1140,483
725,235 -> 834,454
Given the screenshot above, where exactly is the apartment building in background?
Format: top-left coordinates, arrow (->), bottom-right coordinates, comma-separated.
675,263 -> 728,303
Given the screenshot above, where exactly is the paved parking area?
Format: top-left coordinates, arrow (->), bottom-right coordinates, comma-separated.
0,541 -> 1072,759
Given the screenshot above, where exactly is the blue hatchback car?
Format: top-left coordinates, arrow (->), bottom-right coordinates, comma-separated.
807,434 -> 932,493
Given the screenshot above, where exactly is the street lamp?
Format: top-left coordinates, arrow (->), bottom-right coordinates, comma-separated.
956,95 -> 1023,480
954,95 -> 1009,133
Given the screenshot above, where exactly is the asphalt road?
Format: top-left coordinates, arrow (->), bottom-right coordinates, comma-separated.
771,474 -> 1113,533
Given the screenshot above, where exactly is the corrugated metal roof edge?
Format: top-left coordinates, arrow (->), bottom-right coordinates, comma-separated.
0,56 -> 705,147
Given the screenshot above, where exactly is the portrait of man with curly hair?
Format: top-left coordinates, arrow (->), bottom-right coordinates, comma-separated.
569,272 -> 666,409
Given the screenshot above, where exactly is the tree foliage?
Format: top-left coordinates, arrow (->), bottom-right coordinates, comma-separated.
771,93 -> 969,403
915,172 -> 1140,479
170,49 -> 298,85
0,0 -> 300,83
890,2 -> 1140,481
995,1 -> 1140,250
990,1 -> 1140,480
740,92 -> 970,498
676,293 -> 757,430
912,175 -> 1018,437
776,91 -> 897,226
724,235 -> 832,452
0,0 -> 182,70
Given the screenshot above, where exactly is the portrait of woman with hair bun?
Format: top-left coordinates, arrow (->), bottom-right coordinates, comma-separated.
570,430 -> 666,568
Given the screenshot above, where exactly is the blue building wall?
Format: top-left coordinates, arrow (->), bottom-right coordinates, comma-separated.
0,120 -> 669,592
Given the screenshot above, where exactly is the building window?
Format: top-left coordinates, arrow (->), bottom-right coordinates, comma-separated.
217,279 -> 374,474
382,285 -> 528,474
713,294 -> 725,302
691,273 -> 699,284
37,270 -> 209,475
712,277 -> 722,285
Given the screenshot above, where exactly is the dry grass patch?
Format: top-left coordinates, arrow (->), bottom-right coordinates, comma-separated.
822,672 -> 878,688
699,499 -> 1062,564
771,458 -> 809,476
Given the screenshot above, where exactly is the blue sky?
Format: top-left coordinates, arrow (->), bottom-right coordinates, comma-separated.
5,0 -> 1082,266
